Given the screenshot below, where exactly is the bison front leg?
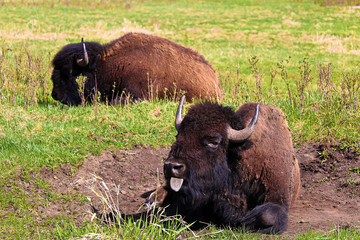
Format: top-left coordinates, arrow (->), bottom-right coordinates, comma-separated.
146,184 -> 168,207
240,202 -> 289,234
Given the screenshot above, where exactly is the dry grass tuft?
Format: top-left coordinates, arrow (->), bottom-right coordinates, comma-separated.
85,174 -> 224,239
283,19 -> 301,27
314,33 -> 347,53
0,30 -> 70,40
312,33 -> 360,55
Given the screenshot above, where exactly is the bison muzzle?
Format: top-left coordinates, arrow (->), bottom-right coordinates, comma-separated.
51,33 -> 222,106
149,96 -> 301,234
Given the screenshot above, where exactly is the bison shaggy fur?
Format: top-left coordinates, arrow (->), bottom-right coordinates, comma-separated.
149,100 -> 300,234
51,33 -> 222,106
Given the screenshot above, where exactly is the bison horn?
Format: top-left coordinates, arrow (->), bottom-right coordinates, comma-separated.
175,95 -> 185,131
76,38 -> 89,67
227,103 -> 260,142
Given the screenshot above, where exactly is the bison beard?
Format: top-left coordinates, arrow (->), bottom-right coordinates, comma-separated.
145,96 -> 300,234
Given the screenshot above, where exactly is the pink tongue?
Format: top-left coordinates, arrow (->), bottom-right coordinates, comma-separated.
170,177 -> 183,192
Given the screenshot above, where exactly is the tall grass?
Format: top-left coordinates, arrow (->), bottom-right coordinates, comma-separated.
0,48 -> 52,107
54,174 -> 226,239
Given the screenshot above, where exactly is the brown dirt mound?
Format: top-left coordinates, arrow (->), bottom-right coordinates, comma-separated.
39,143 -> 360,235
289,142 -> 360,234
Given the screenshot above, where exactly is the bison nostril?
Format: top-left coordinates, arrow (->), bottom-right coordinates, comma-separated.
173,164 -> 183,170
164,163 -> 185,177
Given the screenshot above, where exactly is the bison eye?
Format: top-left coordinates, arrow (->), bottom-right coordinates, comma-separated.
203,134 -> 222,151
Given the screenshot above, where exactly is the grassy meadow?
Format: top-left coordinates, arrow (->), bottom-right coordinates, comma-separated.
0,0 -> 359,239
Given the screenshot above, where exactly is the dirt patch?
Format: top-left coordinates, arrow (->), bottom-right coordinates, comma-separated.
288,142 -> 360,234
39,146 -> 168,222
38,143 -> 360,235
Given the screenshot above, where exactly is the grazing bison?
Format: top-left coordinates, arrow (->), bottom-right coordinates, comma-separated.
148,96 -> 300,234
51,33 -> 222,106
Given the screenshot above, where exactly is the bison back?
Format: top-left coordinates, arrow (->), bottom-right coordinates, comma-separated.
99,33 -> 222,101
234,102 -> 300,209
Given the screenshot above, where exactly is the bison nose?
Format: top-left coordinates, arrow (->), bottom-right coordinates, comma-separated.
164,162 -> 186,177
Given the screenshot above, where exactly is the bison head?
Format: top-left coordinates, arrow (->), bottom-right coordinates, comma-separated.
51,39 -> 103,106
163,96 -> 259,213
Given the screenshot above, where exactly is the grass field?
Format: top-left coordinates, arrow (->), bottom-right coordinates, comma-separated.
0,0 -> 359,239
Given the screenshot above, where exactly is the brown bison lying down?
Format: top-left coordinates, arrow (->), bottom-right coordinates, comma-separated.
147,96 -> 300,234
51,33 -> 222,106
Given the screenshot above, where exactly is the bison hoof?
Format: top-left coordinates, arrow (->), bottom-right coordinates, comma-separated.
145,186 -> 168,207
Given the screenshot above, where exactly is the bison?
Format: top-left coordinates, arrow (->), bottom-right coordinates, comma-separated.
51,33 -> 222,106
148,96 -> 300,234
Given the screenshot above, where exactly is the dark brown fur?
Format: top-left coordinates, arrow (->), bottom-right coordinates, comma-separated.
51,33 -> 222,106
150,102 -> 300,234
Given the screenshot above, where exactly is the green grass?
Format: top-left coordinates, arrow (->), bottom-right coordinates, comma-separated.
0,101 -> 178,171
0,0 -> 359,239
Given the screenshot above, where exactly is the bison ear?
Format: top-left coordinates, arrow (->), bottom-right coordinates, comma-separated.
175,95 -> 185,131
76,38 -> 89,67
227,103 -> 260,142
90,54 -> 101,70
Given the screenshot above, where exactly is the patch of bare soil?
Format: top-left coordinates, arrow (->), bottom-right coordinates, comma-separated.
39,143 -> 360,235
288,142 -> 360,234
39,146 -> 167,223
